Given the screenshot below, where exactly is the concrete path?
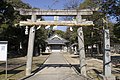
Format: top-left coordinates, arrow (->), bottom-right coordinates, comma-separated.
23,52 -> 89,80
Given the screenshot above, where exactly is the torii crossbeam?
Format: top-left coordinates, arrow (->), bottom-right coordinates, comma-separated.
17,9 -> 95,16
20,21 -> 94,26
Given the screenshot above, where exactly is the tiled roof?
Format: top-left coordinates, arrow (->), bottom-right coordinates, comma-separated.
47,40 -> 65,44
46,34 -> 69,44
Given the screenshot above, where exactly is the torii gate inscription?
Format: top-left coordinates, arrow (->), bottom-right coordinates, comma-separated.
17,9 -> 114,80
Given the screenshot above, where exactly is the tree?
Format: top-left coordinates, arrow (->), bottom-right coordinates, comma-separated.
83,0 -> 120,43
113,23 -> 120,42
6,0 -> 31,9
63,0 -> 81,45
0,0 -> 49,57
54,30 -> 65,38
64,27 -> 78,45
0,0 -> 14,28
100,0 -> 120,23
35,27 -> 47,52
79,0 -> 120,24
79,0 -> 120,55
79,0 -> 100,9
100,0 -> 120,42
0,0 -> 31,56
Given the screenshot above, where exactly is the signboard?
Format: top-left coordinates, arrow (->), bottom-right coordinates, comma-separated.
0,41 -> 8,61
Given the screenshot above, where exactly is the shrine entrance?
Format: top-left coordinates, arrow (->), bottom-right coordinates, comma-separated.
45,34 -> 69,52
17,8 -> 114,80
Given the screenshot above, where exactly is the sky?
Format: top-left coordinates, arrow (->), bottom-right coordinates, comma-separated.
22,0 -> 83,9
22,0 -> 83,31
22,0 -> 69,9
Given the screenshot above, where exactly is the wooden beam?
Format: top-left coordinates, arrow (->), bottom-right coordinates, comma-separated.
20,21 -> 94,27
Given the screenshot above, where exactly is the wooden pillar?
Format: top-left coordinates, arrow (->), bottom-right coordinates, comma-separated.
26,15 -> 36,76
77,27 -> 86,76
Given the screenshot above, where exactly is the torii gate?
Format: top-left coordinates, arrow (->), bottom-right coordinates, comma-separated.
17,9 -> 114,80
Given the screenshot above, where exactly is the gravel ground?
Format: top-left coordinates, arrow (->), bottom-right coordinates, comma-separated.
0,54 -> 49,80
63,52 -> 120,80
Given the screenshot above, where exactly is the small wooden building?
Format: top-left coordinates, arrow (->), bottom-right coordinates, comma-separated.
45,34 -> 69,52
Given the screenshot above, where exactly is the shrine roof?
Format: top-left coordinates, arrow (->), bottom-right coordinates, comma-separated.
46,34 -> 69,45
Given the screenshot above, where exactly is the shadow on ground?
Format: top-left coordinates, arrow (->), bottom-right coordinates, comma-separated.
21,64 -> 82,80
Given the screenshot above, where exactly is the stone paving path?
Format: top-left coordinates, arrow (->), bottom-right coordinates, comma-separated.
23,52 -> 90,80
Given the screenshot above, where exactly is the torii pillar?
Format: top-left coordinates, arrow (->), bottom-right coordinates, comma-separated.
77,13 -> 86,76
26,15 -> 36,76
77,27 -> 86,76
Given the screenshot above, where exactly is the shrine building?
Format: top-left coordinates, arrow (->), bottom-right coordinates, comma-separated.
45,34 -> 69,52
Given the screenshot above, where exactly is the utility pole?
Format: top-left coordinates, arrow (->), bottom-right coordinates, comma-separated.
26,15 -> 36,76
